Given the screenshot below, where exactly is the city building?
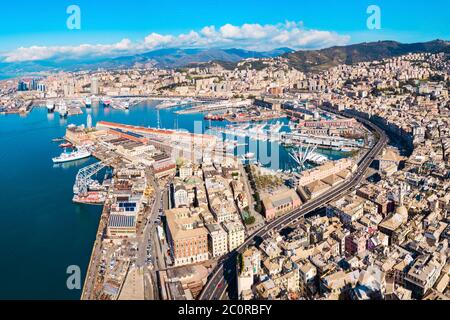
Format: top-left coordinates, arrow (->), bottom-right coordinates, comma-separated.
165,208 -> 209,266
223,221 -> 246,252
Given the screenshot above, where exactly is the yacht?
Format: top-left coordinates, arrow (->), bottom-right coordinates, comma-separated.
84,97 -> 92,108
58,101 -> 68,118
244,152 -> 255,159
46,101 -> 55,113
101,99 -> 111,108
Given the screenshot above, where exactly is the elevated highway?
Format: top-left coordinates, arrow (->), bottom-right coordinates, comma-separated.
199,111 -> 388,300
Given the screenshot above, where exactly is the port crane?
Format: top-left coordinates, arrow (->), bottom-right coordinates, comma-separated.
73,161 -> 108,195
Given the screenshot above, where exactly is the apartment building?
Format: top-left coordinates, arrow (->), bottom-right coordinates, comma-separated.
165,208 -> 209,266
223,221 -> 246,252
206,223 -> 228,258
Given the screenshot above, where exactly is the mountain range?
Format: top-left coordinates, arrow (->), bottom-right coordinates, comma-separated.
0,48 -> 294,77
284,40 -> 449,73
0,40 -> 448,78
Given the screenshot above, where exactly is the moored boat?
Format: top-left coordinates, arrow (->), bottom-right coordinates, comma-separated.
59,143 -> 73,149
73,192 -> 106,205
101,99 -> 111,108
58,101 -> 68,118
84,97 -> 92,108
46,101 -> 55,113
204,114 -> 225,121
242,152 -> 256,161
52,148 -> 91,163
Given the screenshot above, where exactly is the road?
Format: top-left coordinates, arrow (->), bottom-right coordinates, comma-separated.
199,112 -> 388,300
135,170 -> 164,300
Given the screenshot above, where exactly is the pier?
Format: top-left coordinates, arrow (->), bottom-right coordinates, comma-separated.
176,100 -> 251,115
282,132 -> 364,150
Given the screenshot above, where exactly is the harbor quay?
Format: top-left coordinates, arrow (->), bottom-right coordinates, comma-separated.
63,121 -> 248,300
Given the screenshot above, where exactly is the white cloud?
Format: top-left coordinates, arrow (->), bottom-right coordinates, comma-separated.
144,33 -> 174,48
3,40 -> 135,62
2,21 -> 350,63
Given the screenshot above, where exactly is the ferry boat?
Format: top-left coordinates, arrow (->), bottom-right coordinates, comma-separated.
52,148 -> 91,164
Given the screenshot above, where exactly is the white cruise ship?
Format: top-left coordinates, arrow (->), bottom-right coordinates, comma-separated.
53,148 -> 91,163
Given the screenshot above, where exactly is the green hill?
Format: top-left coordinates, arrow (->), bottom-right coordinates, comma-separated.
284,40 -> 450,73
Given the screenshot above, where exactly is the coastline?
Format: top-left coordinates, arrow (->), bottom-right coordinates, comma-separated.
81,201 -> 110,300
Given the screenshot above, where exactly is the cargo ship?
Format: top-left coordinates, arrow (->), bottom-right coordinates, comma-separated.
52,148 -> 91,163
73,192 -> 106,205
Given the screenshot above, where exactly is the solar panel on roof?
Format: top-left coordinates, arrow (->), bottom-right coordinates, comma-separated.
108,214 -> 136,228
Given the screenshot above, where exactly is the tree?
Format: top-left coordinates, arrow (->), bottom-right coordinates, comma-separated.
238,254 -> 244,274
244,216 -> 256,225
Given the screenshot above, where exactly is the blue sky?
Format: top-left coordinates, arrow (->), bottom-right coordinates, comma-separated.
0,0 -> 448,62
